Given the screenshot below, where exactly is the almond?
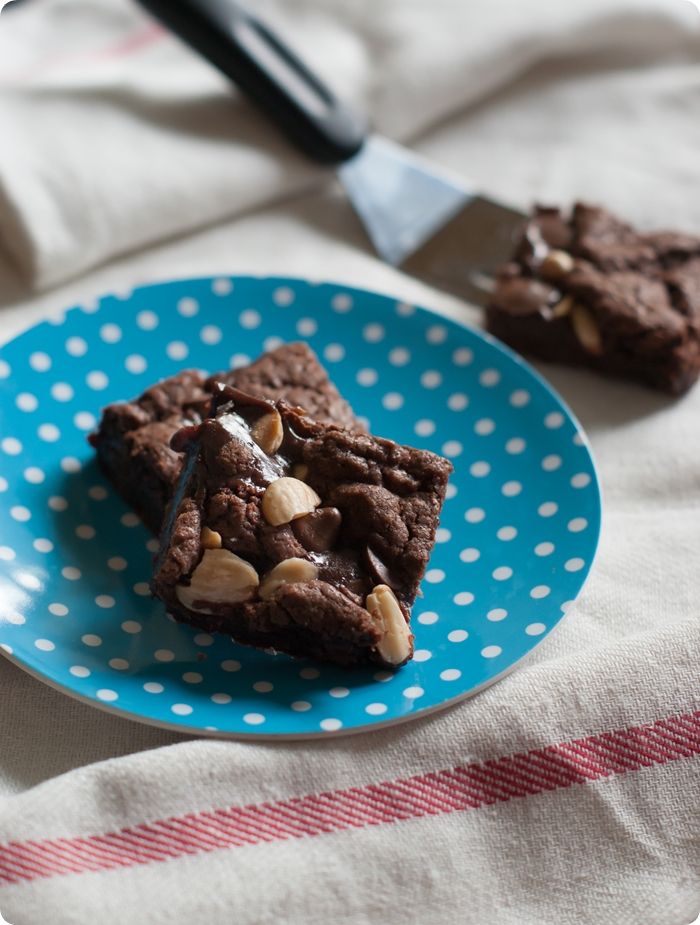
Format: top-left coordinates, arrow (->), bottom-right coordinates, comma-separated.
366,584 -> 412,666
261,477 -> 321,526
541,249 -> 575,280
201,527 -> 222,549
176,548 -> 259,613
259,557 -> 318,600
571,304 -> 603,355
250,409 -> 284,455
551,295 -> 574,319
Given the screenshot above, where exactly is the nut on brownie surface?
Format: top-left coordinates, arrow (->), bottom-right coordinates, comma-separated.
486,203 -> 700,394
152,387 -> 453,668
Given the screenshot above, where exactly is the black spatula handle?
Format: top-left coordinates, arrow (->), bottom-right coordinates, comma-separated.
136,0 -> 366,164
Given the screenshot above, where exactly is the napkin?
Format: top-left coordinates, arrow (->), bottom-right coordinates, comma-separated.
0,0 -> 698,290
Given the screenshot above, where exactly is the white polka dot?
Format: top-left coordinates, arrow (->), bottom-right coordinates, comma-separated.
474,419 -> 495,437
121,513 -> 140,527
17,572 -> 41,590
24,467 -> 45,484
155,649 -> 175,662
571,472 -> 591,489
502,481 -> 522,497
95,594 -> 115,609
445,483 -> 458,500
244,712 -> 266,725
51,382 -> 74,402
125,354 -> 147,374
0,360 -> 10,378
73,411 -> 96,431
296,317 -> 317,337
545,412 -> 565,429
565,557 -> 585,572
470,461 -> 490,478
60,457 -> 81,474
33,538 -> 53,554
442,440 -> 463,458
365,702 -> 387,716
388,347 -> 410,366
414,419 -> 435,437
481,645 -> 502,658
535,542 -> 555,557
200,324 -> 223,345
460,547 -> 480,562
425,569 -> 445,584
492,566 -> 513,581
542,454 -> 562,472
510,389 -> 531,407
413,649 -> 432,662
76,524 -> 95,540
506,437 -> 526,454
81,634 -> 102,647
329,686 -> 350,698
144,682 -> 164,694
435,528 -> 451,544
395,301 -> 415,316
403,686 -> 424,699
440,668 -> 462,681
222,659 -> 241,672
573,433 -> 585,446
356,368 -> 378,386
70,666 -> 90,678
177,297 -> 199,317
211,693 -> 232,704
136,310 -> 159,331
49,603 -> 68,616
262,336 -> 284,353
0,546 -> 15,561
530,585 -> 551,599
172,703 -> 193,716
382,392 -> 404,410
291,701 -> 311,712
230,353 -> 251,369
426,324 -> 448,344
320,718 -> 342,731
62,566 -> 81,580
109,658 -> 129,671
538,502 -> 558,518
6,613 -> 25,625
479,368 -> 501,387
526,623 -> 547,636
16,392 -> 38,412
496,526 -> 517,541
465,507 -> 485,523
561,600 -> 574,612
49,496 -> 68,512
568,517 -> 588,532
146,539 -> 159,553
85,369 -> 109,392
452,347 -> 473,366
121,620 -> 142,634
10,506 -> 30,522
448,630 -> 469,643
447,392 -> 469,411
420,370 -> 442,391
29,352 -> 51,372
166,341 -> 189,360
38,423 -> 61,442
213,277 -> 233,295
2,438 -> 22,455
324,343 -> 345,362
108,556 -> 127,571
194,633 -> 214,647
66,336 -> 88,357
0,645 -> 12,654
99,324 -> 122,344
34,638 -> 55,652
331,293 -> 352,313
300,667 -> 320,680
371,674 -> 391,687
454,591 -> 474,606
363,323 -> 385,343
417,611 -> 438,625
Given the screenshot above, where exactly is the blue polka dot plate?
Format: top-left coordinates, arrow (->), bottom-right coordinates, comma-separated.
0,276 -> 601,738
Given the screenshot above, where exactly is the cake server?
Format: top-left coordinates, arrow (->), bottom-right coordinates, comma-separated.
136,0 -> 526,305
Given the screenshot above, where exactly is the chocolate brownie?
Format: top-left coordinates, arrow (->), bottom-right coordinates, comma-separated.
486,203 -> 700,394
89,343 -> 361,533
151,386 -> 452,667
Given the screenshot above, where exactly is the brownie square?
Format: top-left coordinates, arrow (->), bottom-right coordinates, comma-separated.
89,343 -> 361,532
486,203 -> 700,394
152,387 -> 452,667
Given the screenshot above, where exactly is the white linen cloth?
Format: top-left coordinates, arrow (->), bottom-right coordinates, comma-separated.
1,2 -> 700,924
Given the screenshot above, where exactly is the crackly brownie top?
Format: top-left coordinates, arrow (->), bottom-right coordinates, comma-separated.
154,386 -> 452,622
490,203 -> 700,348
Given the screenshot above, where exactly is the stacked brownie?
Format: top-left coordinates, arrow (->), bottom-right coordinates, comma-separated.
91,343 -> 452,667
487,203 -> 700,394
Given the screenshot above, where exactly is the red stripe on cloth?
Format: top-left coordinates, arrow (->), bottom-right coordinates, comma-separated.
1,711 -> 698,885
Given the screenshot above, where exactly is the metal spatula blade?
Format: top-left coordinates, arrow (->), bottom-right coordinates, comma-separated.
136,0 -> 527,305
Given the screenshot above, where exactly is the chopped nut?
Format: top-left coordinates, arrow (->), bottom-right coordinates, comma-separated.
259,557 -> 318,600
551,295 -> 574,318
250,409 -> 283,455
366,584 -> 412,666
201,527 -> 222,549
176,548 -> 259,613
261,476 -> 321,526
541,249 -> 575,280
571,304 -> 603,355
292,463 -> 309,481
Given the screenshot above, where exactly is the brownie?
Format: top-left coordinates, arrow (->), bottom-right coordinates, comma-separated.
152,386 -> 452,667
486,203 -> 700,394
89,343 -> 361,532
